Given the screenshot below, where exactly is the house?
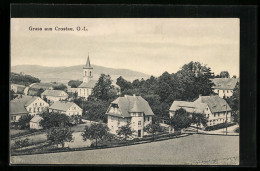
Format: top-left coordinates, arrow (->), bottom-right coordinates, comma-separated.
10,101 -> 29,122
106,94 -> 154,138
10,84 -> 26,94
30,115 -> 43,129
41,90 -> 68,103
77,55 -> 98,99
49,101 -> 82,116
169,95 -> 232,127
212,78 -> 239,98
11,95 -> 49,116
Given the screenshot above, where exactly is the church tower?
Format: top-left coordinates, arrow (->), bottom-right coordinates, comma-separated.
83,54 -> 93,83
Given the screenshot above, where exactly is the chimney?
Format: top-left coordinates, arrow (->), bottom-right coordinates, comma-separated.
133,94 -> 136,97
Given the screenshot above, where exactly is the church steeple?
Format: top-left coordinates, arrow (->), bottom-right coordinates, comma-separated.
84,53 -> 93,69
83,54 -> 93,83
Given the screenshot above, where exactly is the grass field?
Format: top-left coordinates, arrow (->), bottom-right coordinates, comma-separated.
10,134 -> 239,165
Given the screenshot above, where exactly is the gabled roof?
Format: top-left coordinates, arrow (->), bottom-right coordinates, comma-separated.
41,90 -> 68,97
194,95 -> 232,113
30,83 -> 54,90
106,95 -> 154,118
11,95 -> 38,107
10,101 -> 28,115
78,80 -> 97,88
49,101 -> 81,112
83,55 -> 93,69
30,115 -> 43,123
212,78 -> 239,90
169,101 -> 207,114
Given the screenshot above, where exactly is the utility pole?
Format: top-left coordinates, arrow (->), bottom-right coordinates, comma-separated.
225,101 -> 228,135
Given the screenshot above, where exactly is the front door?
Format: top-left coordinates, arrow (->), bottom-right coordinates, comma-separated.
138,130 -> 141,137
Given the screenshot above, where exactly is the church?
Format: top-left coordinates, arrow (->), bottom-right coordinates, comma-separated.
77,55 -> 98,99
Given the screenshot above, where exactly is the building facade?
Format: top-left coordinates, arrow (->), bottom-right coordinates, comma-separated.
11,95 -> 49,116
49,101 -> 83,116
30,115 -> 43,129
106,95 -> 154,138
41,90 -> 68,103
212,78 -> 239,98
169,95 -> 232,127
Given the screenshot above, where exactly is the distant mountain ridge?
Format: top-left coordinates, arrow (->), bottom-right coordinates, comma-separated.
11,65 -> 150,83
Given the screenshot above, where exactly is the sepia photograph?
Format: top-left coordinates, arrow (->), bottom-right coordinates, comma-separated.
10,18 -> 240,165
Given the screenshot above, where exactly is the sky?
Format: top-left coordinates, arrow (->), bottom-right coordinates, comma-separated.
11,18 -> 239,77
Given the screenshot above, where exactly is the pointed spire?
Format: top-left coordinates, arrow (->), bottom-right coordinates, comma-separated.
84,53 -> 93,69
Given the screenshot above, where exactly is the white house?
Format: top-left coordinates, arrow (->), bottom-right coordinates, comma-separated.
77,55 -> 98,99
106,94 -> 154,138
41,90 -> 68,103
11,95 -> 49,116
30,115 -> 43,129
212,78 -> 239,98
10,101 -> 29,122
49,101 -> 82,116
169,95 -> 232,127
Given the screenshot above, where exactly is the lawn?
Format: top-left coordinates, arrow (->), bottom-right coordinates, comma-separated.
10,134 -> 239,165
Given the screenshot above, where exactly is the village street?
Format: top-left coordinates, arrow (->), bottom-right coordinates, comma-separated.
11,134 -> 239,165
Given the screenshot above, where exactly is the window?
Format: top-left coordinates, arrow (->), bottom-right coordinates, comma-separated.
29,108 -> 32,112
218,113 -> 220,117
208,114 -> 209,118
138,113 -> 142,117
33,108 -> 36,112
37,107 -> 40,112
138,121 -> 141,126
214,113 -> 216,117
40,103 -> 42,106
227,90 -> 229,93
147,117 -> 150,122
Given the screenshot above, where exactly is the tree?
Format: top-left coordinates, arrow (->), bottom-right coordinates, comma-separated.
47,127 -> 73,148
81,123 -> 109,148
88,74 -> 115,101
83,100 -> 111,123
68,80 -> 83,88
117,123 -> 135,141
36,88 -> 45,97
53,84 -> 67,91
144,122 -> 161,141
17,114 -> 33,129
191,113 -> 208,133
225,82 -> 239,124
169,108 -> 192,133
10,72 -> 40,86
10,90 -> 17,100
116,76 -> 132,92
39,111 -> 70,129
220,71 -> 230,78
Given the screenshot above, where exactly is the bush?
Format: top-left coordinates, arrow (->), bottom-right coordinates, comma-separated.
205,122 -> 236,131
13,138 -> 30,149
90,143 -> 95,148
234,127 -> 239,133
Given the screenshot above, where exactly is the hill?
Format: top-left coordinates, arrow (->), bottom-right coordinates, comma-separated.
11,65 -> 150,83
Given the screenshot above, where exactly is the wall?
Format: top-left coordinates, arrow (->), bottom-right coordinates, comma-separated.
78,88 -> 92,99
107,116 -> 129,134
26,98 -> 49,116
65,104 -> 83,116
30,122 -> 42,129
214,88 -> 234,98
